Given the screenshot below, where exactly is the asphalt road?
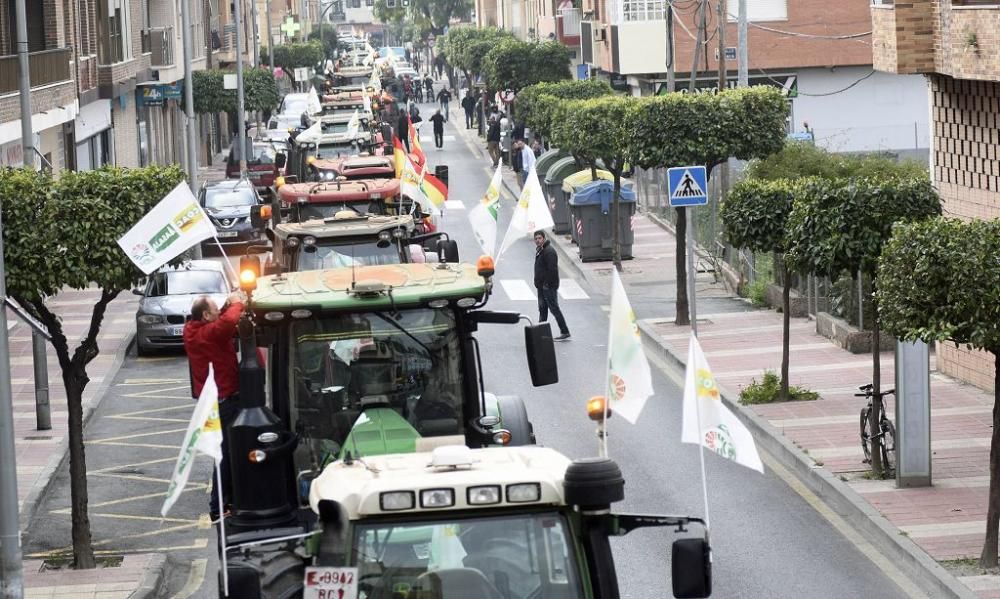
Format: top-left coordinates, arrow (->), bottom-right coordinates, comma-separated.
24,103 -> 916,599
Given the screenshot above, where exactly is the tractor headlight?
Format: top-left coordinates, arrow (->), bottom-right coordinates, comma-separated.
380,491 -> 415,511
467,485 -> 501,506
420,488 -> 455,509
506,483 -> 541,503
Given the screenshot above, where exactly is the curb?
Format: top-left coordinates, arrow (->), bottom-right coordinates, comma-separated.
19,330 -> 137,533
635,318 -> 976,599
129,553 -> 168,599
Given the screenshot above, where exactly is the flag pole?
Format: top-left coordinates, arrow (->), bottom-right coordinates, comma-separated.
690,333 -> 712,532
212,236 -> 242,283
217,466 -> 230,596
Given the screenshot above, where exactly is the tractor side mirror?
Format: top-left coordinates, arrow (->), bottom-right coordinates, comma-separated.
436,239 -> 459,263
524,323 -> 558,386
250,204 -> 265,230
275,152 -> 287,169
671,537 -> 712,599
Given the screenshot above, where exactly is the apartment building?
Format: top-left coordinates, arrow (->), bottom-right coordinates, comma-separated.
536,0 -> 928,158
872,0 -> 1000,390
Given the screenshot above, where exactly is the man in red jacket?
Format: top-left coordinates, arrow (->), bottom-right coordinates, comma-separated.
184,291 -> 244,520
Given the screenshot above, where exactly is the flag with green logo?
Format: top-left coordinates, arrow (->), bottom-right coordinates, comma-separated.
682,334 -> 763,472
469,165 -> 502,256
116,182 -> 216,275
347,109 -> 361,138
605,269 -> 654,424
161,365 -> 224,517
497,169 -> 552,259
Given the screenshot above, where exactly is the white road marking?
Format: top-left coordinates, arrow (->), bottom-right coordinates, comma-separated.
499,279 -> 537,301
444,199 -> 465,210
171,558 -> 208,599
558,279 -> 589,300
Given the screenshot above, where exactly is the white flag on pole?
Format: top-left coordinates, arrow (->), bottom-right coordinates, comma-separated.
296,120 -> 323,144
400,153 -> 440,215
605,269 -> 654,424
347,109 -> 361,138
682,334 -> 764,473
116,182 -> 216,275
161,365 -> 225,517
306,86 -> 322,115
497,168 -> 553,259
469,165 -> 502,256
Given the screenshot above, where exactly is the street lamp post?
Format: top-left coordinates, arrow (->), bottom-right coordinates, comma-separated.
319,1 -> 344,63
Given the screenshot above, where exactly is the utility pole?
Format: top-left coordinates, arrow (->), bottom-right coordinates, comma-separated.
265,0 -> 274,72
2,0 -> 30,594
180,0 -> 202,259
250,0 -> 260,69
687,0 -> 706,93
665,0 -> 675,93
717,0 -> 727,92
235,0 -> 249,175
738,0 -> 748,87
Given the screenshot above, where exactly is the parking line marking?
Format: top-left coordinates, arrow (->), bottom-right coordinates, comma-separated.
88,427 -> 188,444
89,457 -> 179,474
444,199 -> 465,210
170,558 -> 208,599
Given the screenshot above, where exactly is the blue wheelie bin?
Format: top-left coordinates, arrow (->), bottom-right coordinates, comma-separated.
568,179 -> 637,262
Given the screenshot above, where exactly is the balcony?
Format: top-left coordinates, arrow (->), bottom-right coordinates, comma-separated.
0,47 -> 72,95
143,27 -> 175,68
557,8 -> 581,45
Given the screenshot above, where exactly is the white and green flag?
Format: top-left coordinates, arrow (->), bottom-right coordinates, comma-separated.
605,269 -> 654,424
306,86 -> 322,115
497,168 -> 553,259
682,334 -> 764,472
161,365 -> 224,517
469,166 -> 503,256
117,182 -> 216,275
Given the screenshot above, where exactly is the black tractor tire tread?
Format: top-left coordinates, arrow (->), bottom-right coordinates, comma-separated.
497,395 -> 535,446
228,549 -> 304,599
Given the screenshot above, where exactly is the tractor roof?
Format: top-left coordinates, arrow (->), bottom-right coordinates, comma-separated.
309,446 -> 571,520
273,212 -> 415,240
277,179 -> 399,203
252,263 -> 488,312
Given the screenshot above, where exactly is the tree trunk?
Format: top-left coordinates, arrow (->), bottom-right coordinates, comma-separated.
780,264 -> 791,401
65,366 -> 94,569
612,170 -> 622,272
675,207 -> 690,326
981,349 -> 1000,567
870,280 -> 885,478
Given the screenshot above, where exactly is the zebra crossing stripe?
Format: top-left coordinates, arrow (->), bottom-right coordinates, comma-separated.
498,279 -> 590,301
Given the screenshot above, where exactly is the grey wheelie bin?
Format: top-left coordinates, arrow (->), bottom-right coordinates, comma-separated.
568,179 -> 638,262
562,168 -> 614,244
544,157 -> 582,235
535,149 -> 569,203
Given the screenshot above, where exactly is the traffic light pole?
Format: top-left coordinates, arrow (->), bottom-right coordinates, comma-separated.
234,0 -> 248,175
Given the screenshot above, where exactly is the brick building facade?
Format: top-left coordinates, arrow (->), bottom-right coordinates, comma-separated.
873,1 -> 1000,391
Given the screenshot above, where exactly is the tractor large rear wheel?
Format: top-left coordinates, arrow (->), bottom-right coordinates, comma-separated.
497,395 -> 535,445
222,549 -> 304,599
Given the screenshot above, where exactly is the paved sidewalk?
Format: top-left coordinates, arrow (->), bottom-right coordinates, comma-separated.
450,123 -> 995,597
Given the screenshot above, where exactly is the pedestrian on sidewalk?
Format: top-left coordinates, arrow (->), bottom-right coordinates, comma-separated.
436,87 -> 452,122
487,116 -> 501,168
397,111 -> 411,153
461,91 -> 476,129
424,74 -> 434,99
184,291 -> 245,521
430,109 -> 446,149
515,139 -> 537,188
533,231 -> 570,341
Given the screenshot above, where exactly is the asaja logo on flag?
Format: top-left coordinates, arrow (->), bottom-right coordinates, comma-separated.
704,424 -> 736,459
696,368 -> 720,401
149,223 -> 180,252
129,242 -> 155,267
173,203 -> 206,233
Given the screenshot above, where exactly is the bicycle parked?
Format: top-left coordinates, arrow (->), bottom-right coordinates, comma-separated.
856,383 -> 896,475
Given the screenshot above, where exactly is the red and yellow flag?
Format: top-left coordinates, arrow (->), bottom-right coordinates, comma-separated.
408,116 -> 426,166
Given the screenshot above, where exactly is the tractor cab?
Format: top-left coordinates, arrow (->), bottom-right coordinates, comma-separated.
309,155 -> 395,183
274,179 -> 402,221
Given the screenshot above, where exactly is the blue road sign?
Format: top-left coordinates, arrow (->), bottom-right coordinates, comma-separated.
667,166 -> 708,207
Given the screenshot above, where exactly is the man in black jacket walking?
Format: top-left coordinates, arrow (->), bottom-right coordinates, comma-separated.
533,231 -> 570,340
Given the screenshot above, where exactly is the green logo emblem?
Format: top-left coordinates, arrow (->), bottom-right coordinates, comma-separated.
150,224 -> 179,252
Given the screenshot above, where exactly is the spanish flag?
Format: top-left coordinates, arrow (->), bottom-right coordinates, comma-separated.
420,164 -> 448,208
408,116 -> 426,167
393,136 -> 406,178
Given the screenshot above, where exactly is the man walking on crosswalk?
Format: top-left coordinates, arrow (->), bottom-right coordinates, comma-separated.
534,230 -> 571,341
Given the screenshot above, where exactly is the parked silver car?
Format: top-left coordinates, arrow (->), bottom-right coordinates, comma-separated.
134,260 -> 232,356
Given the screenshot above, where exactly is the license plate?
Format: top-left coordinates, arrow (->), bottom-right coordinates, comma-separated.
303,567 -> 358,599
168,326 -> 184,336
248,172 -> 264,178
217,231 -> 239,238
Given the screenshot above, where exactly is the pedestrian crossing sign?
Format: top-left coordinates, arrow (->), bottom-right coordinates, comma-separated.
667,166 -> 708,207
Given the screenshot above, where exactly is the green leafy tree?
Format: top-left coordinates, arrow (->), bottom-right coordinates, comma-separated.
261,41 -> 325,70
550,96 -> 636,270
192,68 -> 279,115
720,178 -> 799,400
517,79 -> 614,139
746,140 -> 929,182
631,86 -> 789,326
0,165 -> 186,568
878,217 -> 1000,566
786,176 -> 940,477
307,24 -> 342,57
482,38 -> 570,93
440,28 -> 514,90
374,0 -> 472,35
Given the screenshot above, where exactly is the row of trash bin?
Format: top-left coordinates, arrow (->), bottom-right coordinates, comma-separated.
536,149 -> 638,262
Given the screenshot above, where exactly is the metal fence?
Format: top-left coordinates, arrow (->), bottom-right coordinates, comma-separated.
632,164 -> 869,327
